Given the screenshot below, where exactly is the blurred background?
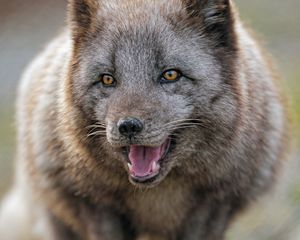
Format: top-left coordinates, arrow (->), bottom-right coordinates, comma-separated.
0,0 -> 299,239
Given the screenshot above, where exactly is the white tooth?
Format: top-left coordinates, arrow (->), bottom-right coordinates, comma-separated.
151,161 -> 156,171
127,163 -> 132,170
152,161 -> 160,172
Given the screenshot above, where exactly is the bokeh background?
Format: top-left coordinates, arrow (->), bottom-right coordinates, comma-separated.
0,0 -> 299,239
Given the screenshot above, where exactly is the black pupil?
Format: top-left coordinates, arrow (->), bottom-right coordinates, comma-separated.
167,71 -> 175,79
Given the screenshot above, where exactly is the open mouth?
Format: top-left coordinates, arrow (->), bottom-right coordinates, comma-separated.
125,138 -> 171,183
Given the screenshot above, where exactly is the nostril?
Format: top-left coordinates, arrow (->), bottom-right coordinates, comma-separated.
118,118 -> 144,137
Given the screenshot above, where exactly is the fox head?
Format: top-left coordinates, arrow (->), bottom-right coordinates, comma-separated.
67,0 -> 240,187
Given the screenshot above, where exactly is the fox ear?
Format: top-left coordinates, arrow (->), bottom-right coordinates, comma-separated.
68,0 -> 99,41
183,0 -> 236,49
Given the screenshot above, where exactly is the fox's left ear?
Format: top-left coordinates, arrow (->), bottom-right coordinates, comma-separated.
182,0 -> 236,49
68,0 -> 99,42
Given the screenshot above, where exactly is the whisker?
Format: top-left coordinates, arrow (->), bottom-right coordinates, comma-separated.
87,131 -> 107,137
166,126 -> 199,132
166,122 -> 210,128
87,127 -> 106,135
162,118 -> 211,128
164,124 -> 211,133
86,124 -> 107,129
87,131 -> 107,135
86,122 -> 107,138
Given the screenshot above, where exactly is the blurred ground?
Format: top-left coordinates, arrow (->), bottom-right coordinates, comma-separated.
0,0 -> 299,239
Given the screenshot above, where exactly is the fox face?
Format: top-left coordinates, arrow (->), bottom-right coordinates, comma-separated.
69,0 -> 240,186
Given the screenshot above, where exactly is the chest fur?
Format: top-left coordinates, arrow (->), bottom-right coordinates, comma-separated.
125,181 -> 193,235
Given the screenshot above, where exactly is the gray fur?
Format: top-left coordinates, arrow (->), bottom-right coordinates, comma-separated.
0,0 -> 287,240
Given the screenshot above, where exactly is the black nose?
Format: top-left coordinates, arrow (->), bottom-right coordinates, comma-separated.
118,118 -> 144,137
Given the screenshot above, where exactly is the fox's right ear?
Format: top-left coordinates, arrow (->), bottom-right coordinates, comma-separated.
68,0 -> 99,42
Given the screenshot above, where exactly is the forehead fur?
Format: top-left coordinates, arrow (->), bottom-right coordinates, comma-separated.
95,0 -> 188,31
70,0 -> 235,50
100,0 -> 184,15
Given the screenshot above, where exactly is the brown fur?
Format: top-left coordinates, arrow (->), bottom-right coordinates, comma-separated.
0,0 -> 288,240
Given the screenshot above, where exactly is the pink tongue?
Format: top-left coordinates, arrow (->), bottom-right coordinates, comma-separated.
129,145 -> 162,177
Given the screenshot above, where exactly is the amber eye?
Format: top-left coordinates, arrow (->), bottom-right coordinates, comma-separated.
100,74 -> 116,87
161,69 -> 181,83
